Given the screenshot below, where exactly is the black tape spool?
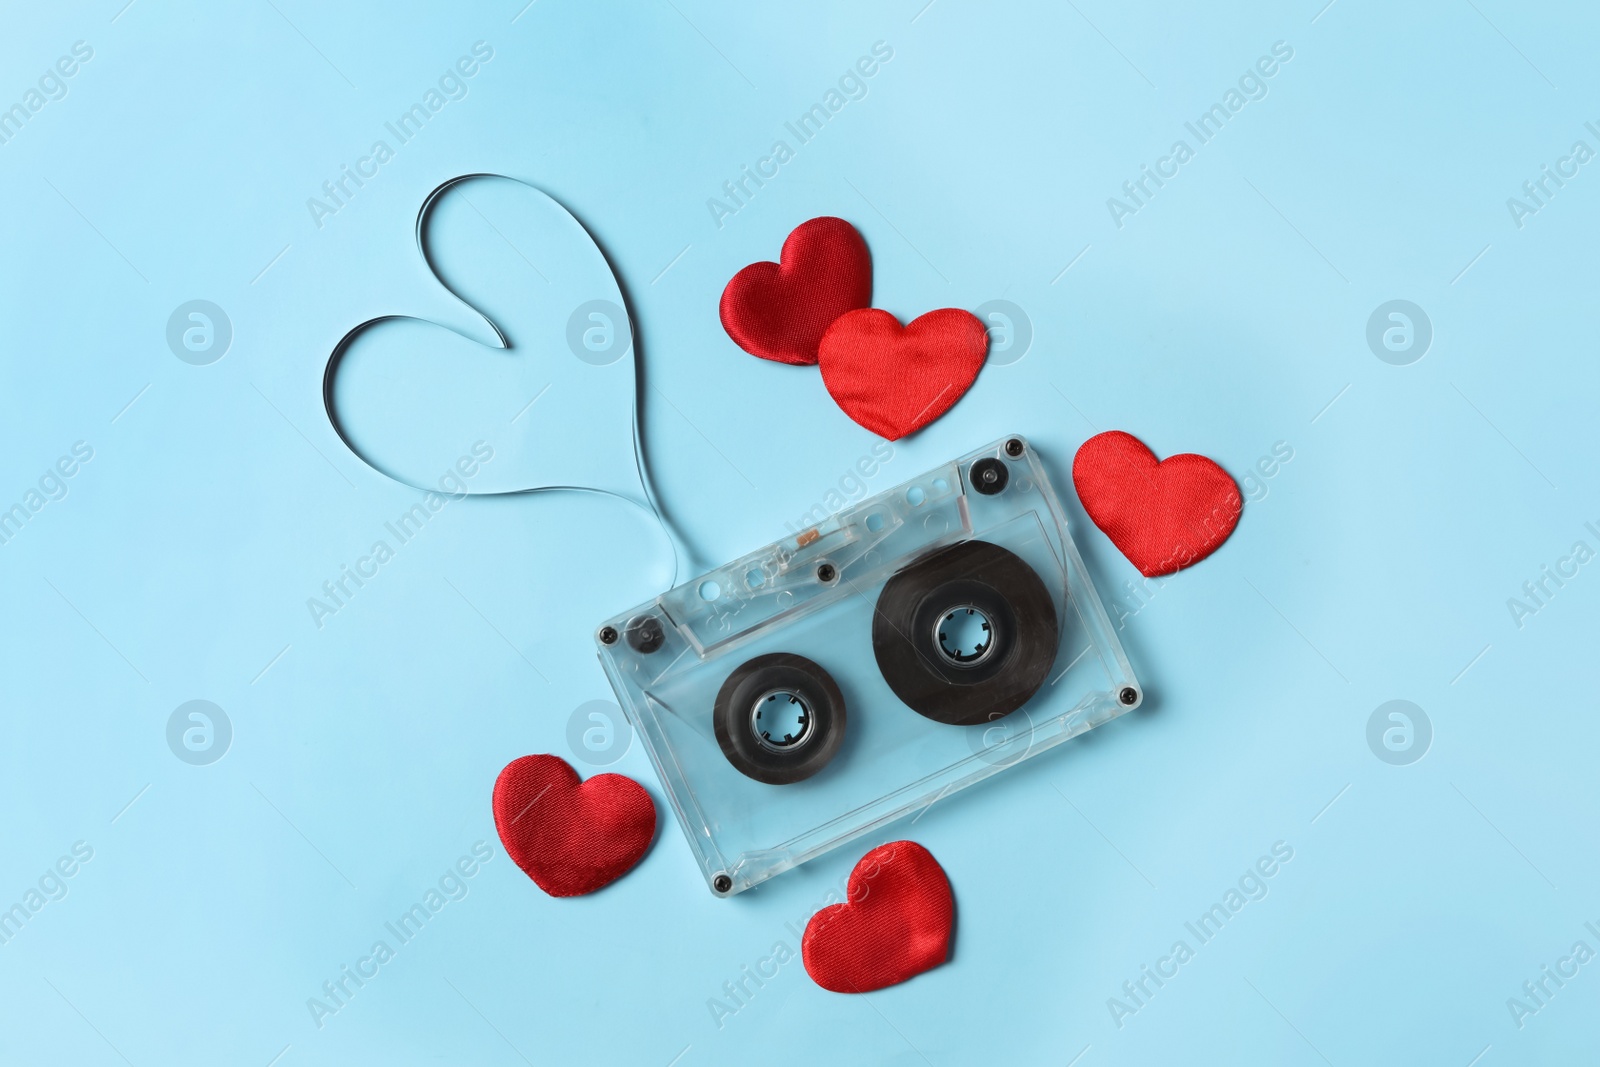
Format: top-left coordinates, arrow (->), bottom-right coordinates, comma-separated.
872,540 -> 1059,726
714,653 -> 846,784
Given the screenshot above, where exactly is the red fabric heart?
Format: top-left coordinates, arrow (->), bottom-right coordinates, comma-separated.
1072,430 -> 1242,578
801,841 -> 954,993
818,308 -> 987,440
720,216 -> 872,365
491,754 -> 655,897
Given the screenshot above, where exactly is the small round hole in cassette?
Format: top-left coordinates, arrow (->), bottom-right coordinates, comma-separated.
699,579 -> 722,601
907,486 -> 926,507
714,653 -> 846,784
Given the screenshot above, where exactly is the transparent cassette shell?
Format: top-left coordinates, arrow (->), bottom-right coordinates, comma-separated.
595,435 -> 1141,896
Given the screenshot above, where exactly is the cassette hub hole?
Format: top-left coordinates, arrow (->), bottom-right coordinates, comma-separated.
936,605 -> 995,667
752,690 -> 814,752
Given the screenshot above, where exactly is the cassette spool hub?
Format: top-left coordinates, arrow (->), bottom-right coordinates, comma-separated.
713,653 -> 847,785
871,540 -> 1059,726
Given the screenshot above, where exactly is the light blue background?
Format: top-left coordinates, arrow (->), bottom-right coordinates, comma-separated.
2,1 -> 1596,1064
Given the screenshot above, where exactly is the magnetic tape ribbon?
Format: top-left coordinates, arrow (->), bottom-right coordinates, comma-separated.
321,173 -> 697,589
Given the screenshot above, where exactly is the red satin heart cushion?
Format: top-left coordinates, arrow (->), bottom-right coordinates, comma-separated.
491,754 -> 655,897
720,216 -> 872,365
818,308 -> 988,440
802,841 -> 954,993
1072,430 -> 1243,578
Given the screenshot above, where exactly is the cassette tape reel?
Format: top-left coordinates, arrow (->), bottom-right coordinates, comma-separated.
595,435 -> 1142,896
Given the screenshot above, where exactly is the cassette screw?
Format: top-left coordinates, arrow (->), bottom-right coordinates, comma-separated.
1005,438 -> 1024,457
1119,686 -> 1139,706
816,563 -> 837,583
598,626 -> 619,646
713,873 -> 732,893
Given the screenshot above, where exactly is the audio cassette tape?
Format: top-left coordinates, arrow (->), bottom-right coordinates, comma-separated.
595,435 -> 1142,896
